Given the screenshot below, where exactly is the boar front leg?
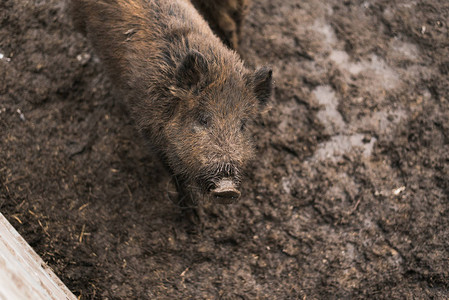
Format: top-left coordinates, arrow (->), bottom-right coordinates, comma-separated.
190,0 -> 250,51
167,175 -> 202,224
171,176 -> 196,208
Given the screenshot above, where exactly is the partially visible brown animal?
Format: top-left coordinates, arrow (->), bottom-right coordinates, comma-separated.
190,0 -> 250,50
71,0 -> 272,207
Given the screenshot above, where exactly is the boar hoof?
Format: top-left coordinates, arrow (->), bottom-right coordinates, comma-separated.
182,206 -> 202,225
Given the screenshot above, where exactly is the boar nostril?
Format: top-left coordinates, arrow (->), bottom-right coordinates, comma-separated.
213,189 -> 240,199
210,178 -> 241,204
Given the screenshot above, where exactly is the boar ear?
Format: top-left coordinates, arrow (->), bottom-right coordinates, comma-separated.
176,50 -> 209,89
252,67 -> 273,106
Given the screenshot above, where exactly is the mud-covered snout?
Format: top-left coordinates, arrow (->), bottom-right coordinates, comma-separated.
209,178 -> 241,204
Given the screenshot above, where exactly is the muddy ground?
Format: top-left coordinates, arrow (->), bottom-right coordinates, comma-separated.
1,0 -> 449,298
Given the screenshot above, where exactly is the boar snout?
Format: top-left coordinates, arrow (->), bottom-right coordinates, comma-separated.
210,178 -> 241,204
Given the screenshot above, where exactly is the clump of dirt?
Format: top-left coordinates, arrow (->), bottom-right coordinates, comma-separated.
1,0 -> 448,298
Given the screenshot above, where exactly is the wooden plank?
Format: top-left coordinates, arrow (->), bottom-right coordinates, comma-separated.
0,213 -> 76,300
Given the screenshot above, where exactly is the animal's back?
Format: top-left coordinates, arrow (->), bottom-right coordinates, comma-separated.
71,0 -> 227,87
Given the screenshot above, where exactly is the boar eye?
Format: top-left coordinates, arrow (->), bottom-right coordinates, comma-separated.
240,119 -> 247,131
198,115 -> 211,128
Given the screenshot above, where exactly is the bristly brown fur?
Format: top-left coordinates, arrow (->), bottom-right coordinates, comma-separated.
71,0 -> 272,205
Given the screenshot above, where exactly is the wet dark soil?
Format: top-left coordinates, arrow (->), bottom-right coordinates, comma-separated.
1,0 -> 449,298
